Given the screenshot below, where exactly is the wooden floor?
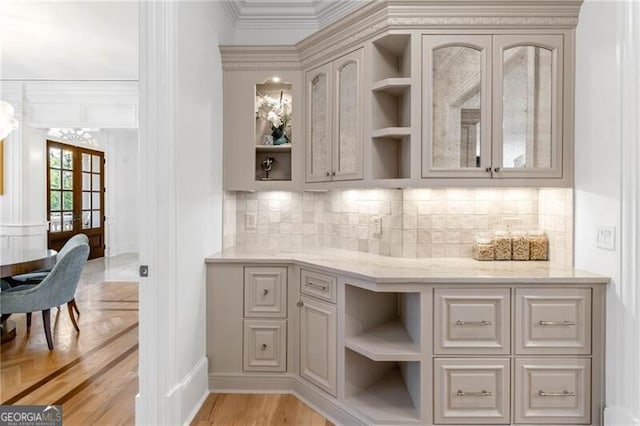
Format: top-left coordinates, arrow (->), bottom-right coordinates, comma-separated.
1,260 -> 331,425
0,279 -> 139,425
192,394 -> 333,426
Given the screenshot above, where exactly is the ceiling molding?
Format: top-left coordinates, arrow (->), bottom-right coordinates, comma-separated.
221,0 -> 370,29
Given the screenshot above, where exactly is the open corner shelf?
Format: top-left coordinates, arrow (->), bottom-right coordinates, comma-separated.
372,78 -> 412,95
255,143 -> 292,152
345,349 -> 421,424
372,34 -> 412,81
371,127 -> 411,139
345,318 -> 421,361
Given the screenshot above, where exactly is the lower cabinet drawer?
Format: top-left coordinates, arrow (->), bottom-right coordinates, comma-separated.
515,358 -> 591,424
434,358 -> 510,424
301,268 -> 337,303
243,320 -> 287,372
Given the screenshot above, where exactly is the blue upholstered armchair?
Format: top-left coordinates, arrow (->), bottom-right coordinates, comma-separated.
0,244 -> 89,350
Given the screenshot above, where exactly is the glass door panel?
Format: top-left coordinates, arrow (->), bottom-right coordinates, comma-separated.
422,35 -> 492,178
493,34 -> 563,178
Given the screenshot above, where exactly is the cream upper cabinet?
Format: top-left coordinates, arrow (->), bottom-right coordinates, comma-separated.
493,35 -> 564,179
306,63 -> 333,182
423,35 -> 493,178
306,48 -> 364,183
423,33 -> 566,181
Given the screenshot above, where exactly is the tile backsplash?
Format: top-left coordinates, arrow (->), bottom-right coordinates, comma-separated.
225,188 -> 573,266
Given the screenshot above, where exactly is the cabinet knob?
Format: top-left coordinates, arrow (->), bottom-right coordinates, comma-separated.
326,172 -> 331,177
261,344 -> 267,350
296,301 -> 304,307
485,167 -> 491,173
331,171 -> 336,176
493,167 -> 501,172
263,289 -> 269,295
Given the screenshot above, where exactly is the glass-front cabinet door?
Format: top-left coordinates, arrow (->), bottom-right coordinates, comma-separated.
493,34 -> 563,178
333,48 -> 363,181
306,63 -> 333,182
422,35 -> 493,178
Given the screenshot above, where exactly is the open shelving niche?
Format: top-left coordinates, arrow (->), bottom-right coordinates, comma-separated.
254,81 -> 293,182
371,33 -> 413,180
344,284 -> 422,424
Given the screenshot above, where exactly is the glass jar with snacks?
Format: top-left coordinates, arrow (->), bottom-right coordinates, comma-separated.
528,230 -> 548,260
473,234 -> 495,261
511,230 -> 529,260
494,230 -> 512,260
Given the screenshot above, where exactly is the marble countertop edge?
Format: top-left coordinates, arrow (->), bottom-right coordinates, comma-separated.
205,246 -> 609,284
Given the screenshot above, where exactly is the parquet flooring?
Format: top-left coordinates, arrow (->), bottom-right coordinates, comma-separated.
0,271 -> 139,425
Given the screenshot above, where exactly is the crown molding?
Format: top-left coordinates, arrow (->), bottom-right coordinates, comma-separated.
220,0 -> 365,30
219,45 -> 301,70
221,0 -> 584,69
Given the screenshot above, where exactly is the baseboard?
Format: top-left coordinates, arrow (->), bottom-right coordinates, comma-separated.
209,373 -> 366,426
604,406 -> 640,426
179,357 -> 209,425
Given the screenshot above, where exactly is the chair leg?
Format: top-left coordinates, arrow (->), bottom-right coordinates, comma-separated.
42,309 -> 53,350
67,301 -> 80,332
71,298 -> 80,317
26,313 -> 32,333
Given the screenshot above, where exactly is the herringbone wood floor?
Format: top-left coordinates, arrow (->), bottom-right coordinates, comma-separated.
1,258 -> 330,425
0,279 -> 139,425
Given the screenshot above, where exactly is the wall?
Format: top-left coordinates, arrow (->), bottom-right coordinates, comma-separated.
227,187 -> 573,265
136,1 -> 234,424
104,129 -> 139,256
0,1 -> 138,80
574,0 -> 640,424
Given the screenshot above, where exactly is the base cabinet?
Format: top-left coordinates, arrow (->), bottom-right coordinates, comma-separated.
207,261 -> 606,426
299,295 -> 337,396
515,358 -> 591,424
434,358 -> 511,424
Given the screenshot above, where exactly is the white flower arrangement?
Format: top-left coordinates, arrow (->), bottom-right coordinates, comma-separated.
255,91 -> 292,130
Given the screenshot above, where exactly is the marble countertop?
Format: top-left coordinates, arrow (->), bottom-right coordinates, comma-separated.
205,246 -> 608,284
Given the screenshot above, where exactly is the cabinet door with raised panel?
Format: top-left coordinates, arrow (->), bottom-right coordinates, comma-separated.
492,34 -> 564,178
306,63 -> 333,183
299,295 -> 337,396
422,35 -> 493,178
333,48 -> 364,181
244,267 -> 287,318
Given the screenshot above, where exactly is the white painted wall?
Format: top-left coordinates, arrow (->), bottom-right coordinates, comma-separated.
105,129 -> 139,256
574,1 -> 640,424
136,1 -> 233,424
0,1 -> 138,80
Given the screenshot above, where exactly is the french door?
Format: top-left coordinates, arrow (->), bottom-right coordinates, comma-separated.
47,140 -> 105,259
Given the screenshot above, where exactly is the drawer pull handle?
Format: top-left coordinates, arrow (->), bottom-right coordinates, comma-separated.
306,282 -> 328,291
296,301 -> 304,307
456,320 -> 492,326
539,320 -> 576,326
539,390 -> 575,397
261,344 -> 267,350
457,390 -> 493,397
263,289 -> 269,295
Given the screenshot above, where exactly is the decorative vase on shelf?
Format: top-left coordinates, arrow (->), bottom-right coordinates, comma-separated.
271,125 -> 289,145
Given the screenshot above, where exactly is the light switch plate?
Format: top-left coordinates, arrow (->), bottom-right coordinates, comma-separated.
596,226 -> 615,250
371,215 -> 382,237
246,212 -> 257,230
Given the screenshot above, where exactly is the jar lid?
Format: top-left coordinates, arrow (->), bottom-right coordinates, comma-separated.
494,230 -> 509,236
511,230 -> 526,236
476,237 -> 492,244
528,229 -> 545,236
